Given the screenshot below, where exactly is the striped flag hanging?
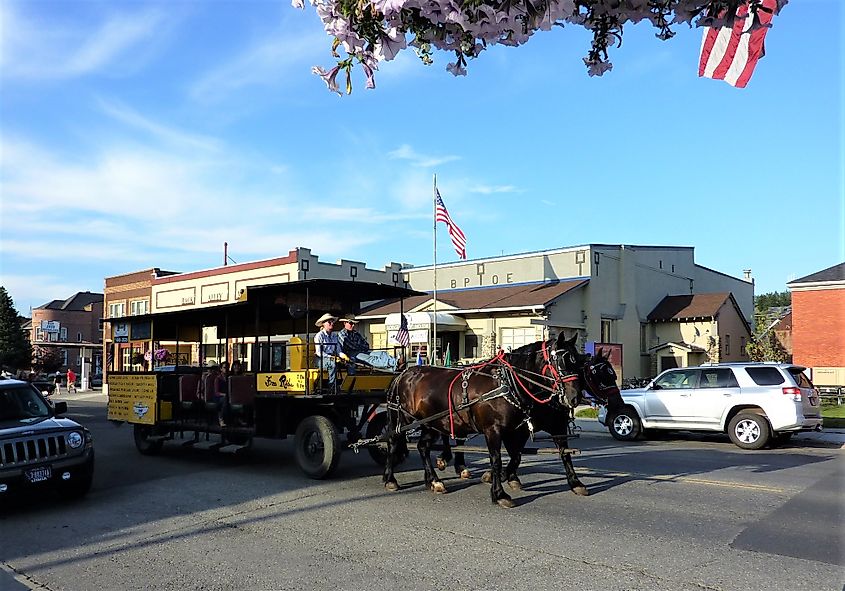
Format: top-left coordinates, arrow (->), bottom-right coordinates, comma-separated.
395,313 -> 410,347
698,0 -> 776,88
435,187 -> 467,260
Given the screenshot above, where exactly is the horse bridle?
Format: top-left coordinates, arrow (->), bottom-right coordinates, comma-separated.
580,357 -> 621,404
538,341 -> 580,407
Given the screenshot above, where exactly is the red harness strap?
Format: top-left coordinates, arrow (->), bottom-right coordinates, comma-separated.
542,341 -> 560,382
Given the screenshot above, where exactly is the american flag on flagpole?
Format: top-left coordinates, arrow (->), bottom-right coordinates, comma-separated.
698,0 -> 776,88
435,187 -> 467,260
395,313 -> 410,347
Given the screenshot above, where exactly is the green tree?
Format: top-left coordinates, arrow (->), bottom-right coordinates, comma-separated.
0,286 -> 32,371
746,332 -> 790,363
32,346 -> 62,375
754,291 -> 791,311
753,290 -> 792,335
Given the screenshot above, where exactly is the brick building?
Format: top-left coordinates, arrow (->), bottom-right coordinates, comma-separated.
102,267 -> 178,375
787,262 -> 845,373
31,292 -> 104,374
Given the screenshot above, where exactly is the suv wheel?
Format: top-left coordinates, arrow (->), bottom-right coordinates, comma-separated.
609,406 -> 641,441
728,412 -> 770,450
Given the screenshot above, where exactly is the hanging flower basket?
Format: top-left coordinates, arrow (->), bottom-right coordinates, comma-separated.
153,348 -> 172,363
295,0 -> 786,94
131,352 -> 146,366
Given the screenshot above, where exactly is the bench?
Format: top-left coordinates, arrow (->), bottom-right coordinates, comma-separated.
178,374 -> 200,412
228,375 -> 255,417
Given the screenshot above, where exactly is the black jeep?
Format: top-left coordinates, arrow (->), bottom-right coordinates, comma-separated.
0,379 -> 94,498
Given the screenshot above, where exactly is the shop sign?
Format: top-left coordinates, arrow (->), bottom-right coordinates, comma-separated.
114,323 -> 129,343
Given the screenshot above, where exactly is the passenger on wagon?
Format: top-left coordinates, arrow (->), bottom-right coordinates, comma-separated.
338,315 -> 397,374
313,313 -> 348,388
198,362 -> 230,427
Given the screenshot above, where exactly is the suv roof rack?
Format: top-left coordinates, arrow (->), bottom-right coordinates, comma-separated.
699,361 -> 785,367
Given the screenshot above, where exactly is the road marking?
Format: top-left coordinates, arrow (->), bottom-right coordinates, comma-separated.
575,467 -> 789,493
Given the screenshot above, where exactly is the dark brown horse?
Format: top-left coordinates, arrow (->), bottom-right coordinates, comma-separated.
383,333 -> 588,508
474,342 -> 623,493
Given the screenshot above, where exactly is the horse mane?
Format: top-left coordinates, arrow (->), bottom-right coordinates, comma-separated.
503,340 -> 549,371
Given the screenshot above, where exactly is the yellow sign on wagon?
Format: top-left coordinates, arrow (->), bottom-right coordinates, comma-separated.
107,374 -> 158,424
257,370 -> 325,394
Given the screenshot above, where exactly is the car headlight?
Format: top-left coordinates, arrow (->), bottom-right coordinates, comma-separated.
67,432 -> 84,449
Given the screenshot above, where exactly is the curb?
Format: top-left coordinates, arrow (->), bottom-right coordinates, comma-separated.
573,417 -> 845,448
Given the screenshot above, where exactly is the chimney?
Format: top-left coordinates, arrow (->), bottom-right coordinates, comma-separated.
743,269 -> 752,282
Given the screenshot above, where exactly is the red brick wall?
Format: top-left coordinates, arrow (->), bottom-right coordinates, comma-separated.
792,288 -> 845,368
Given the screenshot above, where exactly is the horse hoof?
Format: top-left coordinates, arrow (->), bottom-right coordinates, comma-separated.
507,479 -> 523,491
384,481 -> 400,492
572,485 -> 589,496
481,471 -> 493,484
431,481 -> 447,494
460,469 -> 472,480
496,498 -> 516,509
436,458 -> 447,471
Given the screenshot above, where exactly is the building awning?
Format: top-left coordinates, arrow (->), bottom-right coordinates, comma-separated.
361,279 -> 588,316
384,312 -> 467,330
648,341 -> 708,353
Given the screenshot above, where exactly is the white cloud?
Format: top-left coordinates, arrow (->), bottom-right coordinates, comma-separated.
188,31 -> 326,102
0,5 -> 170,80
97,99 -> 222,152
388,144 -> 461,168
469,184 -> 521,194
0,274 -> 90,316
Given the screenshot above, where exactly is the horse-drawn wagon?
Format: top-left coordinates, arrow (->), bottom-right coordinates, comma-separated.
106,279 -> 422,478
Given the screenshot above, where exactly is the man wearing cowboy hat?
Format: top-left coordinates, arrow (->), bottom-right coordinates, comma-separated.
338,314 -> 397,373
313,313 -> 348,389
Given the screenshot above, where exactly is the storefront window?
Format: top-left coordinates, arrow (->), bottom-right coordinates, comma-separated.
500,328 -> 535,352
465,334 -> 479,358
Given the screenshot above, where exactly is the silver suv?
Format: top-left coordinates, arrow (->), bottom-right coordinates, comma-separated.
597,363 -> 822,449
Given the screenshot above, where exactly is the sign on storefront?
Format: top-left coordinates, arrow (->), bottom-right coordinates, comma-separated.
113,322 -> 129,343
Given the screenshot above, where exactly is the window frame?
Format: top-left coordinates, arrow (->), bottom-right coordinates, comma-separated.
109,301 -> 126,319
500,327 -> 536,352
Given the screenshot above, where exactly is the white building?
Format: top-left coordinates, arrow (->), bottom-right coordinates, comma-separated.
360,244 -> 754,380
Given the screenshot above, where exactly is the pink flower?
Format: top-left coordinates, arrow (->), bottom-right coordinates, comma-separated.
312,65 -> 342,95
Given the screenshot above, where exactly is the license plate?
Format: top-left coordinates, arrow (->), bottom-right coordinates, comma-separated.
26,466 -> 52,483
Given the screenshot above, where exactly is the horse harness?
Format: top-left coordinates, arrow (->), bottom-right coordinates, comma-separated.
392,345 -> 579,439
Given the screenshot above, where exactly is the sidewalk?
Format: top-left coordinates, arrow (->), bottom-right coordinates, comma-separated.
574,416 -> 845,448
50,388 -> 108,402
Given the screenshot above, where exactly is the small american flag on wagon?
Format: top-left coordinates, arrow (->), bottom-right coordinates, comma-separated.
395,313 -> 410,347
435,187 -> 467,260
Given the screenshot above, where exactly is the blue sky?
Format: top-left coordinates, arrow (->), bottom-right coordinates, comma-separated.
1,0 -> 842,315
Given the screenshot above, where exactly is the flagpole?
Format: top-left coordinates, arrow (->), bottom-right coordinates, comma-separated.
432,173 -> 438,366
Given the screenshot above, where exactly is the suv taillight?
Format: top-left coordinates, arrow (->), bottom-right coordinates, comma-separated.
782,386 -> 801,401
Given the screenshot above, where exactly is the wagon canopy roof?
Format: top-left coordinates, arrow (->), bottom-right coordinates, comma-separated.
118,279 -> 424,340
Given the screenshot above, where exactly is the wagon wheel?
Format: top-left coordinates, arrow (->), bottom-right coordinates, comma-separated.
294,415 -> 341,479
133,424 -> 164,455
364,411 -> 406,468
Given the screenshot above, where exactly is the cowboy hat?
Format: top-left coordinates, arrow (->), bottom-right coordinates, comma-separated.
339,315 -> 359,324
314,313 -> 338,327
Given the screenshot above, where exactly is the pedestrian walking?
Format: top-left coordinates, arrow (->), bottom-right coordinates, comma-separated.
67,368 -> 77,394
53,372 -> 62,396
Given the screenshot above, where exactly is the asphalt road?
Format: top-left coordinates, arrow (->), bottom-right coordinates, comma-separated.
1,399 -> 843,591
